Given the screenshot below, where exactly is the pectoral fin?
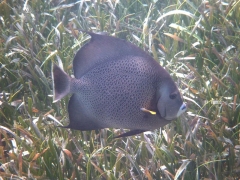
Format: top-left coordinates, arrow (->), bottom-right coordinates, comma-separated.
140,108 -> 156,115
114,129 -> 146,138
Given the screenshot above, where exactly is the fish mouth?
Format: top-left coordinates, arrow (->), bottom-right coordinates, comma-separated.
161,103 -> 187,120
177,103 -> 187,117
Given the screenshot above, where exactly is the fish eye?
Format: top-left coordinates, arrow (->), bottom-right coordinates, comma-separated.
169,93 -> 177,99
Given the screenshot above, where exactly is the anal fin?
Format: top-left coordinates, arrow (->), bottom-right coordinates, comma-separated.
114,129 -> 146,138
66,94 -> 102,130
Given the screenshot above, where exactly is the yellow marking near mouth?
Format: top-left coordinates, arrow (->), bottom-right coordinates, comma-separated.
140,108 -> 156,115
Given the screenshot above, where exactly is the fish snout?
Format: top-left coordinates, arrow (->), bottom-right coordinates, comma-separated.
176,103 -> 187,117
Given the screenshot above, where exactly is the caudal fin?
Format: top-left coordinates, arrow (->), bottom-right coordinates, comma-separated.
52,64 -> 71,102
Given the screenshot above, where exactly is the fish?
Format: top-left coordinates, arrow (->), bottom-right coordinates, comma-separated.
52,32 -> 187,138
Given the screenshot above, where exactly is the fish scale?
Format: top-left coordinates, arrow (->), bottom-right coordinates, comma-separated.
52,32 -> 187,138
70,56 -> 159,130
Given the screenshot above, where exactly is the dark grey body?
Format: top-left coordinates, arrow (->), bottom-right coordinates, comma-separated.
69,56 -> 171,131
52,32 -> 186,137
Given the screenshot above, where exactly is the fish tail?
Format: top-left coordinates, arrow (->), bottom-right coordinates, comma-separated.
52,64 -> 71,102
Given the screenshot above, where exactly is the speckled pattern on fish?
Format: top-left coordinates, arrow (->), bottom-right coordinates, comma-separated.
52,32 -> 187,138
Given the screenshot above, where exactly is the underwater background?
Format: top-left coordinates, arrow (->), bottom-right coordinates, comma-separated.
0,0 -> 239,179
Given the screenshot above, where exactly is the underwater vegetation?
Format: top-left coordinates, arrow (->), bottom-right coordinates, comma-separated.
0,0 -> 239,179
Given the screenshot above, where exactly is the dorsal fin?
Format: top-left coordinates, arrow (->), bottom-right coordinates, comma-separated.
73,32 -> 150,78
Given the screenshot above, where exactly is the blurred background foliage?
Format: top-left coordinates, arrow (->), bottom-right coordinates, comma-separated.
0,0 -> 239,179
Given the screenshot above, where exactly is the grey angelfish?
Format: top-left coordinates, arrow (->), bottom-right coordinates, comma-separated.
52,32 -> 187,138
